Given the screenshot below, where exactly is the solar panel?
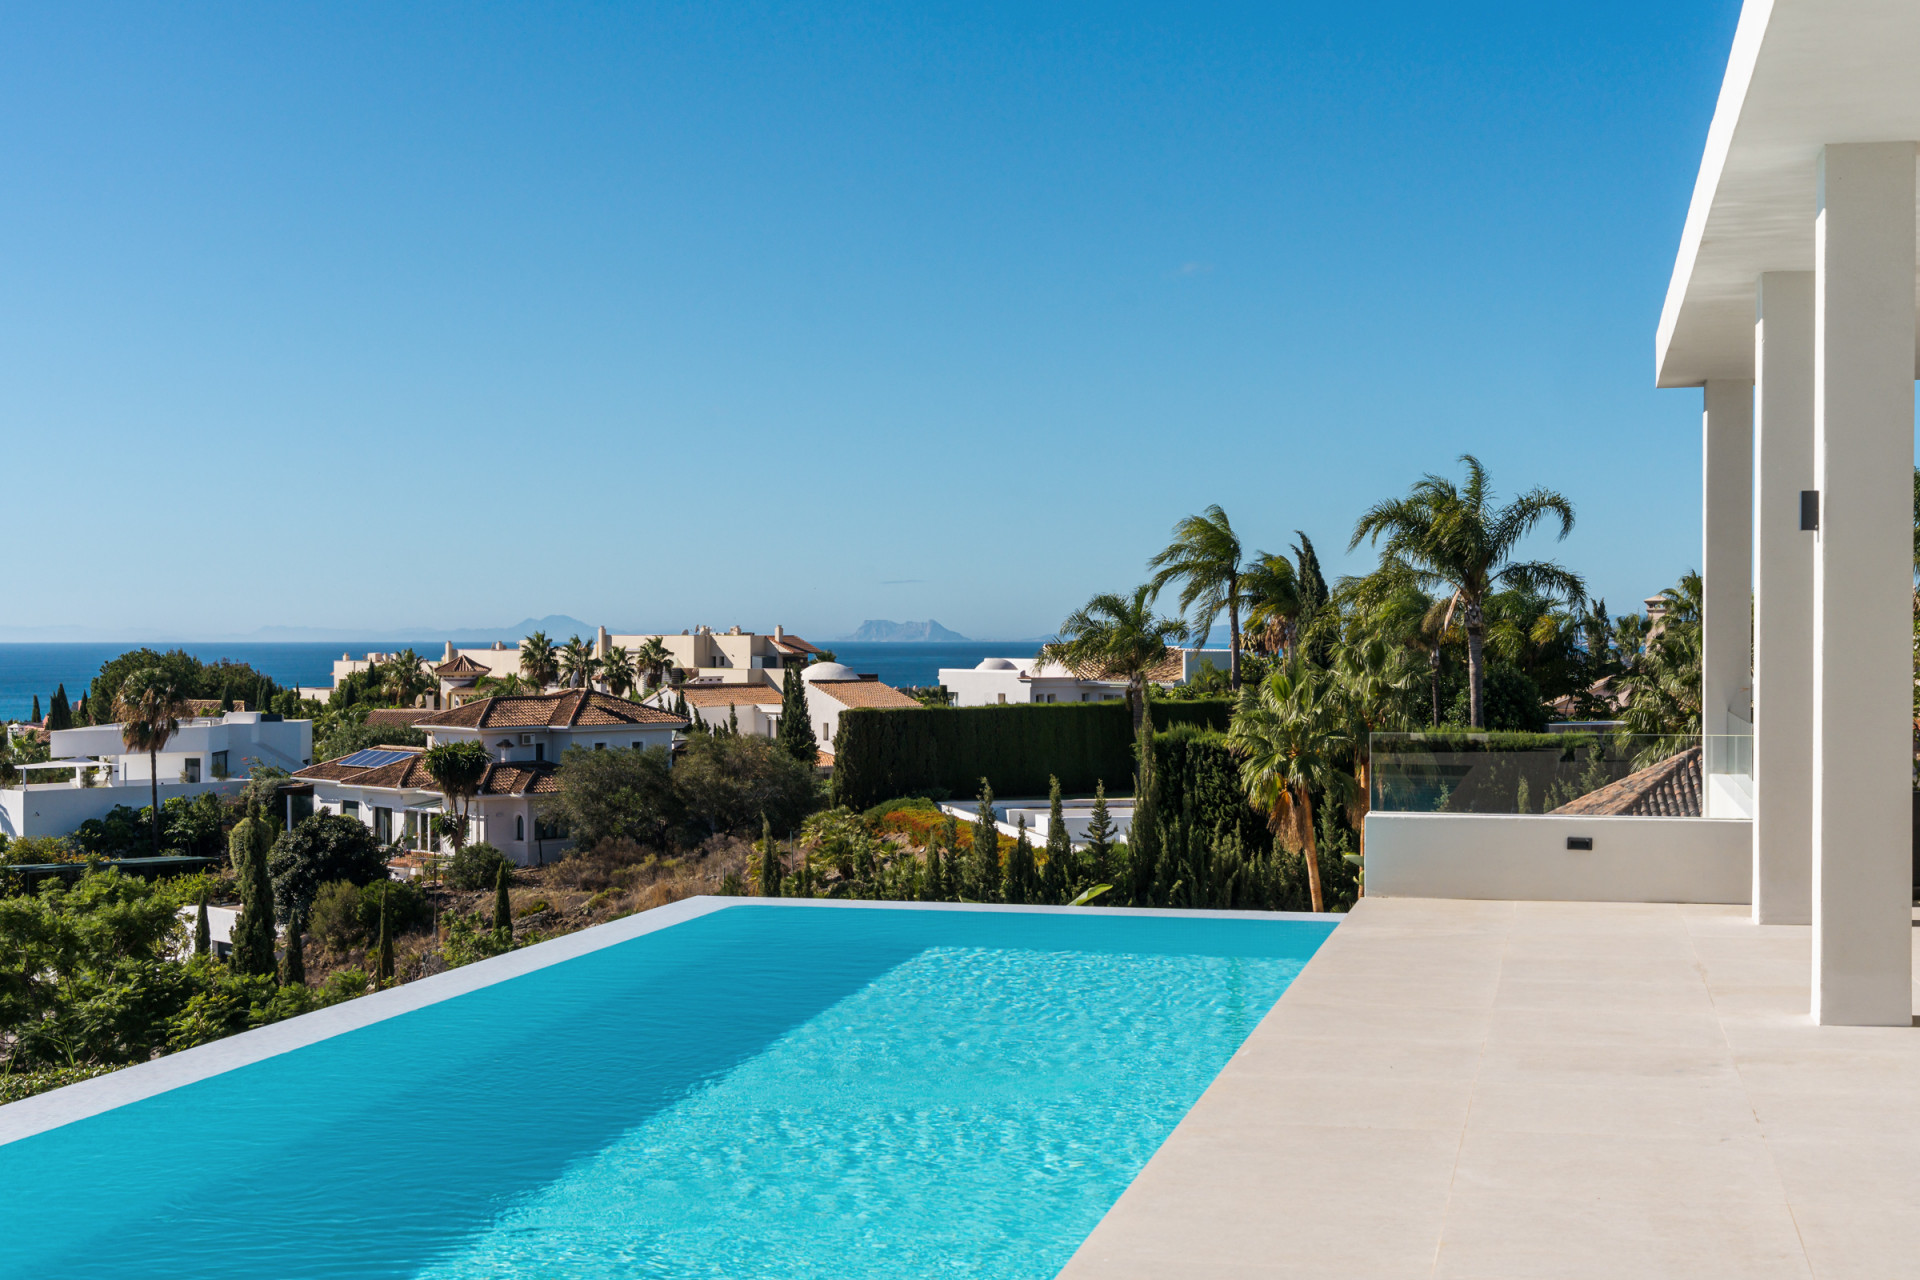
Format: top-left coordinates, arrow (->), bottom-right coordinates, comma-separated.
338,748 -> 413,769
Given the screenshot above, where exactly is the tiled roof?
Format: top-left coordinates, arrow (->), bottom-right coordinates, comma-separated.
294,751 -> 560,796
1550,746 -> 1702,818
435,654 -> 490,676
413,689 -> 686,730
772,635 -> 823,656
808,680 -> 922,710
365,708 -> 433,726
678,684 -> 781,707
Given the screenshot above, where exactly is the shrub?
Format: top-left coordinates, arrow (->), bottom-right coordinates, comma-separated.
674,735 -> 818,837
308,878 -> 431,951
548,746 -> 681,850
445,842 -> 511,892
268,813 -> 389,924
862,795 -> 940,824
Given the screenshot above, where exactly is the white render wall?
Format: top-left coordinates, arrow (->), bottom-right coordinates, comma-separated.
0,779 -> 246,841
1808,142 -> 1917,1027
1751,270 -> 1816,925
1365,813 -> 1752,904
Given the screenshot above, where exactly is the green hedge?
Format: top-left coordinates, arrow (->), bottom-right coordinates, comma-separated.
830,699 -> 1232,809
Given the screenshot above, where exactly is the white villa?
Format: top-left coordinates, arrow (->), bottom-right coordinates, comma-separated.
665,661 -> 920,754
292,689 -> 685,865
938,648 -> 1232,707
0,711 -> 313,841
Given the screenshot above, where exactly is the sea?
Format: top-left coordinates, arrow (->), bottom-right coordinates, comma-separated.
0,640 -> 1047,722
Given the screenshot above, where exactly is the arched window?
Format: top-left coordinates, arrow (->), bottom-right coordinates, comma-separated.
516,814 -> 525,842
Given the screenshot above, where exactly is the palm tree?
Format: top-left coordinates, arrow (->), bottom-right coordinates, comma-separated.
421,740 -> 491,853
602,646 -> 637,698
1242,552 -> 1303,658
1229,662 -> 1357,912
380,649 -> 432,708
1349,455 -> 1583,728
1040,586 -> 1187,734
1147,505 -> 1246,686
1619,572 -> 1703,752
558,635 -> 599,690
474,673 -> 526,697
519,632 -> 559,689
1331,635 -> 1419,869
114,669 -> 189,856
636,637 -> 674,692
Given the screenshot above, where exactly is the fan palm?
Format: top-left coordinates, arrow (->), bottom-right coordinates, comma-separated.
519,632 -> 559,689
1147,504 -> 1246,686
602,646 -> 637,698
421,741 -> 491,853
559,635 -> 599,690
114,668 -> 189,855
1228,662 -> 1356,912
380,649 -> 433,708
1242,552 -> 1303,658
474,673 -> 526,697
636,637 -> 675,691
1040,586 -> 1187,734
1349,455 -> 1583,728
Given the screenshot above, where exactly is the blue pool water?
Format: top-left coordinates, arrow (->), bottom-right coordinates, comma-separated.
0,904 -> 1333,1279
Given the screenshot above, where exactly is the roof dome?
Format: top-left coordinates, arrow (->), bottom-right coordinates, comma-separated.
803,661 -> 861,682
976,657 -> 1017,671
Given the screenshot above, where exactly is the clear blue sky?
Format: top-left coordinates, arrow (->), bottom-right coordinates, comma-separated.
2,1 -> 1746,641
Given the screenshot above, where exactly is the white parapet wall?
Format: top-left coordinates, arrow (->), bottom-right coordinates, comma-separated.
1365,812 -> 1753,904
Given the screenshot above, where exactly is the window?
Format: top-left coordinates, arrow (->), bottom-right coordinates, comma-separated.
534,743 -> 544,762
632,741 -> 642,750
374,807 -> 393,842
516,815 -> 525,841
182,757 -> 201,784
520,734 -> 533,746
595,742 -> 606,751
210,750 -> 229,779
997,693 -> 1006,704
343,800 -> 360,818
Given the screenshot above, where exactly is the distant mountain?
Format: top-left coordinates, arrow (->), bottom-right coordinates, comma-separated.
841,619 -> 970,643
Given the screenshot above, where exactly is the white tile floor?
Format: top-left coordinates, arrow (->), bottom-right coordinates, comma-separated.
1058,896 -> 1920,1279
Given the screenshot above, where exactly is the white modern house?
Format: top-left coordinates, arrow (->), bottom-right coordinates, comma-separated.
293,690 -> 686,865
0,711 -> 313,841
659,662 -> 920,755
1362,0 -> 1919,1030
937,649 -> 1233,707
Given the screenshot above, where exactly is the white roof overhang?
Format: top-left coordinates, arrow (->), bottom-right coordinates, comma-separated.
1655,0 -> 1920,388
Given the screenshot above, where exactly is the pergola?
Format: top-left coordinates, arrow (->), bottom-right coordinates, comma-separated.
1658,0 -> 1920,1024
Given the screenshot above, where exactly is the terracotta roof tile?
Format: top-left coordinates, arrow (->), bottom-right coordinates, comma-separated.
413,689 -> 686,730
365,708 -> 433,726
1550,746 -> 1702,818
808,680 -> 922,709
678,684 -> 782,707
435,654 -> 490,676
294,751 -> 560,796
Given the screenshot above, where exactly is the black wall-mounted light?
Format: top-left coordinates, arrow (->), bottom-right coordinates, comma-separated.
1800,489 -> 1819,531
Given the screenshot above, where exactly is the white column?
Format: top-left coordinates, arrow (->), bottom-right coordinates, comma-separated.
1702,378 -> 1754,737
1752,272 -> 1816,925
1811,142 -> 1916,1026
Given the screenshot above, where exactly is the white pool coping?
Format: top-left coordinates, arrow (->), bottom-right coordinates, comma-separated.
0,896 -> 1336,1147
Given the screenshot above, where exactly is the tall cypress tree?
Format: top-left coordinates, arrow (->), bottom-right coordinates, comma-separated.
76,692 -> 89,725
1085,780 -> 1114,888
1127,721 -> 1161,907
758,814 -> 782,897
970,781 -> 999,902
1042,775 -> 1072,903
1004,814 -> 1034,905
493,861 -> 513,941
375,883 -> 395,985
30,695 -> 39,724
776,665 -> 818,762
194,888 -> 211,956
281,911 -> 306,985
923,821 -> 946,901
47,685 -> 72,732
228,819 -> 277,978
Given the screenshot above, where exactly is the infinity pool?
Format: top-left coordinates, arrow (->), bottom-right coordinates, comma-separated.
0,902 -> 1333,1279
